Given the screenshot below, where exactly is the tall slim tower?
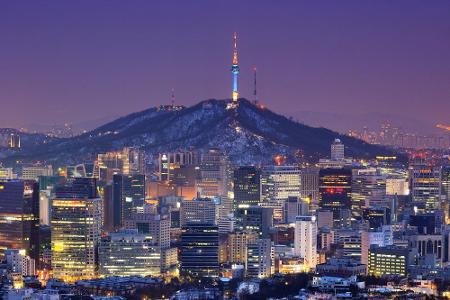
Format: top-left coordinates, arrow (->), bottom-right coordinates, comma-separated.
231,32 -> 240,103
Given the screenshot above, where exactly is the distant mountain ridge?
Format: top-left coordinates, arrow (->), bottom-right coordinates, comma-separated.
0,99 -> 399,166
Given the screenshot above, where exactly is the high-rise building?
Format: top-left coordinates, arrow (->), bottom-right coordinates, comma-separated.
386,176 -> 409,196
319,168 -> 352,226
38,176 -> 65,226
197,149 -> 231,199
124,213 -> 171,250
351,168 -> 387,215
180,224 -> 219,277
331,138 -> 345,161
368,246 -> 409,277
410,164 -> 441,212
294,216 -> 318,270
235,206 -> 273,238
112,174 -> 146,227
361,225 -> 393,268
0,180 -> 39,261
441,165 -> 450,202
260,165 -> 301,222
99,229 -> 160,277
246,238 -> 272,278
233,166 -> 260,208
97,147 -> 144,181
5,249 -> 35,276
158,150 -> 200,182
227,231 -> 258,264
299,167 -> 320,211
362,207 -> 391,230
180,198 -> 216,226
51,178 -> 102,282
21,165 -> 53,181
283,196 -> 309,224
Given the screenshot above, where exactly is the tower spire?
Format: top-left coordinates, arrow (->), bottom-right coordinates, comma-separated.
231,32 -> 240,103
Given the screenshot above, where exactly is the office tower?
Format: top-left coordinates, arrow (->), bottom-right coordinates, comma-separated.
386,176 -> 409,196
316,209 -> 334,229
368,246 -> 408,277
362,207 -> 391,230
197,149 -> 232,198
260,165 -> 301,222
441,165 -> 450,202
0,180 -> 39,261
284,196 -> 309,224
38,176 -> 65,226
351,168 -> 387,215
180,224 -> 219,277
4,249 -> 35,276
172,165 -> 199,199
158,150 -> 200,182
330,138 -> 345,161
180,198 -> 216,226
227,231 -> 258,264
319,168 -> 352,226
124,213 -> 171,249
51,178 -> 102,282
361,225 -> 393,267
410,164 -> 441,212
103,184 -> 114,231
97,147 -> 144,181
294,216 -> 318,270
21,165 -> 53,181
99,229 -> 160,277
112,174 -> 146,227
233,166 -> 260,208
246,238 -> 272,278
341,234 -> 362,262
299,167 -> 320,211
235,206 -> 273,238
66,164 -> 86,178
128,147 -> 145,175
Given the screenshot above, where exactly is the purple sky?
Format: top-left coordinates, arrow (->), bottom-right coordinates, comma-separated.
1,1 -> 450,129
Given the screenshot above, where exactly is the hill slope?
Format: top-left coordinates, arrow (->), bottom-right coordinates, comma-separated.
1,99 -> 399,166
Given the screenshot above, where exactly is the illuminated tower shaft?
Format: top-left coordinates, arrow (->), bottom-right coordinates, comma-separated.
232,32 -> 239,103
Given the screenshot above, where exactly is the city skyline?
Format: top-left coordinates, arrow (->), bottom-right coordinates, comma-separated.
1,1 -> 450,129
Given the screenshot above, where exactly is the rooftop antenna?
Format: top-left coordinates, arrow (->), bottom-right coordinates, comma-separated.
170,88 -> 175,109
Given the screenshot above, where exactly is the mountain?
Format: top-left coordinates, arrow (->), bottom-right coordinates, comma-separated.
0,99 -> 400,166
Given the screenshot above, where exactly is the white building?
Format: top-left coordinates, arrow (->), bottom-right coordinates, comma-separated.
331,138 -> 345,161
180,198 -> 216,226
294,216 -> 318,270
5,249 -> 35,276
21,165 -> 53,180
99,229 -> 161,277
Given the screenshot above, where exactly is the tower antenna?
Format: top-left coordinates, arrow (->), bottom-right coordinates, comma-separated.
171,88 -> 175,109
253,66 -> 258,104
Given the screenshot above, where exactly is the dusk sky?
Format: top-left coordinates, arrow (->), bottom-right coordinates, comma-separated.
1,1 -> 450,130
